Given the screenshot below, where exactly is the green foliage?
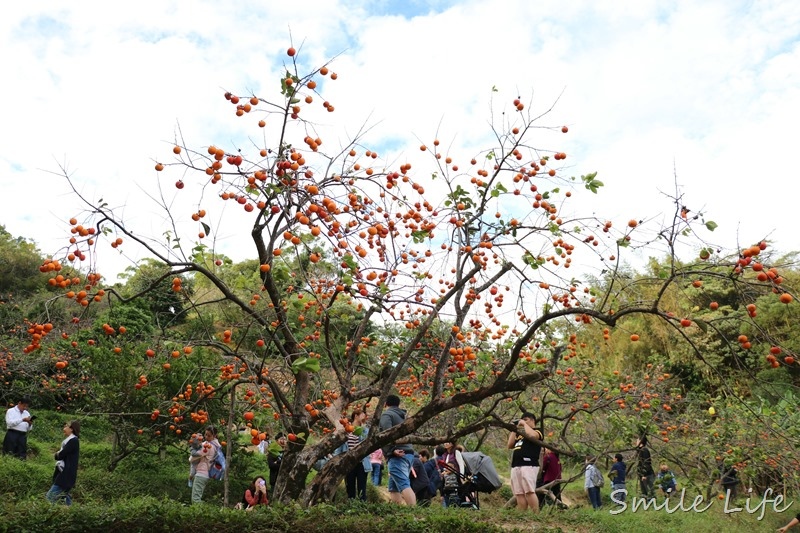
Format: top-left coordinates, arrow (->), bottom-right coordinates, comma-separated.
120,259 -> 189,330
0,225 -> 48,295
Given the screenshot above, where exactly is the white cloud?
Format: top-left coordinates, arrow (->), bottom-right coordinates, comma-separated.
2,0 -> 798,282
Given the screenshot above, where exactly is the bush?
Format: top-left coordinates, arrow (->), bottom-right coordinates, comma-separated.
0,498 -> 512,533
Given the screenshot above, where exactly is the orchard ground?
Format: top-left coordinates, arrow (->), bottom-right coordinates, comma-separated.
1,411 -> 797,532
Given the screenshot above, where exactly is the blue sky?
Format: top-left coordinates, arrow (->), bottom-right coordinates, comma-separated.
2,0 -> 799,281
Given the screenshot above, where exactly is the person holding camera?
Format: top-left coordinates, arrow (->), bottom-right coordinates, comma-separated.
241,475 -> 269,509
507,412 -> 543,512
3,396 -> 34,460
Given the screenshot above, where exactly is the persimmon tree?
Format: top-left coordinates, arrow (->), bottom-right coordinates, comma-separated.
19,44 -> 798,506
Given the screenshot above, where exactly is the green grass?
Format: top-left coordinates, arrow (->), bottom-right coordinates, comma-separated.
1,413 -> 796,531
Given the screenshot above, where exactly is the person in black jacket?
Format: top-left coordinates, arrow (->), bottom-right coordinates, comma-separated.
410,452 -> 432,506
268,433 -> 287,491
46,420 -> 80,505
419,449 -> 441,501
635,436 -> 655,499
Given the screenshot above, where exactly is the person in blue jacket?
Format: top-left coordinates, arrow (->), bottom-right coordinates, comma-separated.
419,449 -> 441,500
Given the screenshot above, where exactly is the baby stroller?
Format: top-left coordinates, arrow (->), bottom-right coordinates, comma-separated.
438,451 -> 502,510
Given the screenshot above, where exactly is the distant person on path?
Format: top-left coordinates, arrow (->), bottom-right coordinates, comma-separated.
584,456 -> 603,509
369,448 -> 384,485
635,436 -> 655,499
4,396 -> 34,459
46,420 -> 80,505
378,394 -> 416,506
609,453 -> 627,503
507,412 -> 543,512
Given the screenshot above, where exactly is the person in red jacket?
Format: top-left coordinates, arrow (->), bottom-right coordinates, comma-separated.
539,448 -> 563,506
242,476 -> 269,509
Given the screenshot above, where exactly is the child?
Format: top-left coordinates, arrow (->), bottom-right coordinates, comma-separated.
187,433 -> 204,487
656,464 -> 677,498
441,461 -> 461,507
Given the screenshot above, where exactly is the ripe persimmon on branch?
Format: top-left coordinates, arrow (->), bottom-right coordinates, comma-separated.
18,43 -> 798,506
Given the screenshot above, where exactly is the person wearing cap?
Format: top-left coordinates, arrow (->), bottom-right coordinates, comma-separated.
3,396 -> 34,459
46,420 -> 80,505
507,411 -> 543,512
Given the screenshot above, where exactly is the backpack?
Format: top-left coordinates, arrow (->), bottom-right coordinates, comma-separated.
590,465 -> 604,488
209,442 -> 227,481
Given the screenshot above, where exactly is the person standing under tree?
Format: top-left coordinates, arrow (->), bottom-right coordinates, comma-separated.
539,448 -> 563,507
609,453 -> 627,503
268,433 -> 287,492
507,412 -> 543,512
46,420 -> 80,505
4,396 -> 34,460
369,448 -> 384,486
584,456 -> 603,509
190,425 -> 219,504
635,436 -> 655,500
344,408 -> 371,501
378,394 -> 416,506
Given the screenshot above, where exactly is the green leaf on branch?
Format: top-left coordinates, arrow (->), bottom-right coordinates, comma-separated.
341,254 -> 358,272
490,183 -> 507,198
522,252 -> 544,269
292,357 -> 320,373
411,229 -> 430,243
581,172 -> 603,194
705,220 -> 718,232
268,441 -> 283,457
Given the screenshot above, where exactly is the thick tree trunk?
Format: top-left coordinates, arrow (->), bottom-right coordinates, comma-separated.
273,438 -> 357,506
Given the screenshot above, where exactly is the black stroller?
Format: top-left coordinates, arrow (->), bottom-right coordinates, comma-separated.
438,451 -> 503,509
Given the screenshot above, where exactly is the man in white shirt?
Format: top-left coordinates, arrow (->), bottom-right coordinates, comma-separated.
3,396 -> 33,459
